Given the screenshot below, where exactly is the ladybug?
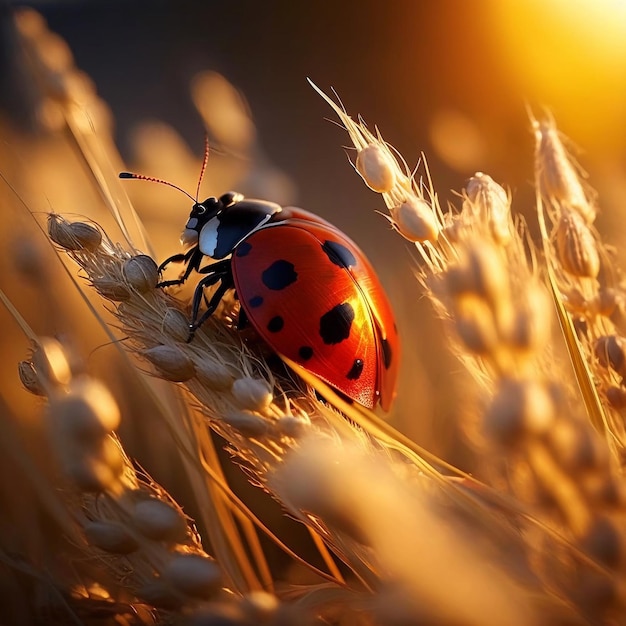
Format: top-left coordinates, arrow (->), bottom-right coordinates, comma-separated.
120,175 -> 400,410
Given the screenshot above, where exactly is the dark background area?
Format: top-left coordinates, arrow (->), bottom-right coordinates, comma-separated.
7,0 -> 626,230
19,0 -> 530,215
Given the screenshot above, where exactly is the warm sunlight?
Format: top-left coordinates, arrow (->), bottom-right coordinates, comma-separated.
491,0 -> 626,148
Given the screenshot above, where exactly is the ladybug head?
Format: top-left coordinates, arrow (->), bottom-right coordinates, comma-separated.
180,192 -> 244,248
118,168 -> 281,259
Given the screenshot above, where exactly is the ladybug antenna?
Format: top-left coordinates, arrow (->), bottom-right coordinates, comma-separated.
119,172 -> 195,202
195,134 -> 210,202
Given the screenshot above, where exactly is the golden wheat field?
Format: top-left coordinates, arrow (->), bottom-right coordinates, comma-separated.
3,3 -> 626,625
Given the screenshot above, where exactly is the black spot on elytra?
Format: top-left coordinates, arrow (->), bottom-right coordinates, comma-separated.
321,240 -> 357,268
298,346 -> 314,361
267,316 -> 284,332
248,295 -> 263,308
319,302 -> 355,344
262,260 -> 298,290
235,241 -> 252,257
381,338 -> 392,369
346,358 -> 364,380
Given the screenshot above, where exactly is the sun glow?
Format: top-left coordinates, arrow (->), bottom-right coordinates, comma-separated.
490,0 -> 626,149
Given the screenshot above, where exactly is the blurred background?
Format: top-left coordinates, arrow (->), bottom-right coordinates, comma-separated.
2,0 -> 626,452
15,0 -> 626,208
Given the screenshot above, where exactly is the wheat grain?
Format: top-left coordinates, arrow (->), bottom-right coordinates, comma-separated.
463,172 -> 512,246
83,521 -> 139,555
386,193 -> 440,243
355,143 -> 397,193
555,209 -> 600,278
532,113 -> 597,224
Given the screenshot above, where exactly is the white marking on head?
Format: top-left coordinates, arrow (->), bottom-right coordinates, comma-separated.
180,228 -> 198,246
199,217 -> 220,257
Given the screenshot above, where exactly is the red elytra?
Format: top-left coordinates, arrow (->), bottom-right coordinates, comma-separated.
119,169 -> 399,410
231,207 -> 399,410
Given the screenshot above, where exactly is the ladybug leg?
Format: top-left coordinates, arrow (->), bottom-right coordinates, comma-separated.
190,273 -> 222,323
196,259 -> 231,275
157,247 -> 202,288
158,248 -> 194,274
188,279 -> 234,341
204,285 -> 247,329
237,306 -> 249,331
187,266 -> 234,341
194,259 -> 232,308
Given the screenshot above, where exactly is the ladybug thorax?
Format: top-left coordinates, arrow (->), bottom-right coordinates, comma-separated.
186,193 -> 282,260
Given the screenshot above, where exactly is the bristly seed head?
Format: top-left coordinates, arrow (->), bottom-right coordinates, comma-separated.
63,435 -> 125,492
192,357 -> 234,391
453,294 -> 499,356
356,143 -> 397,193
277,414 -> 310,438
225,410 -> 270,438
162,308 -> 193,342
92,277 -> 132,301
138,580 -> 184,611
50,377 -> 121,443
545,417 -> 608,475
508,283 -> 551,353
447,244 -> 510,311
32,337 -> 72,387
597,288 -> 621,318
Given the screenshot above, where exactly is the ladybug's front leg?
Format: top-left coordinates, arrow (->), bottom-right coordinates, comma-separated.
157,247 -> 202,288
187,262 -> 234,342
